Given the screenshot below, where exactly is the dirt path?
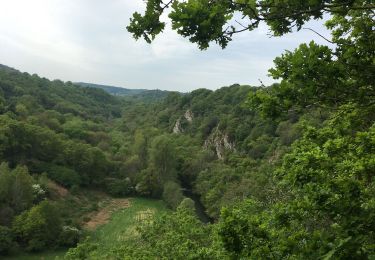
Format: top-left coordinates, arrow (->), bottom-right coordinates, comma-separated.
47,180 -> 69,198
84,198 -> 131,230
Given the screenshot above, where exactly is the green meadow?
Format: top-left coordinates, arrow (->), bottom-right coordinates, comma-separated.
89,197 -> 169,252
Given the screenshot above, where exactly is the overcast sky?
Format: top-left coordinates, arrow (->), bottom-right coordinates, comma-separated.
0,0 -> 331,91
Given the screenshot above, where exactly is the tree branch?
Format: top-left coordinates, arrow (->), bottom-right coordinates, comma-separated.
302,28 -> 335,44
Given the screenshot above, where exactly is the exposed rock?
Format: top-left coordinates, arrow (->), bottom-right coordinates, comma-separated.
173,110 -> 193,134
184,110 -> 194,123
173,118 -> 183,134
204,127 -> 235,160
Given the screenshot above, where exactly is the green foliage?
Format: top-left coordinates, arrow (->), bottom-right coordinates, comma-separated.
122,2 -> 375,259
217,103 -> 375,258
250,10 -> 374,118
169,0 -> 234,49
276,120 -> 301,145
43,164 -> 81,188
127,0 -> 167,43
105,178 -> 133,197
12,200 -> 62,252
58,226 -> 81,247
113,206 -> 224,259
195,163 -> 238,218
128,0 -> 373,49
149,135 -> 178,182
65,238 -> 98,260
162,181 -> 184,209
247,134 -> 274,159
179,197 -> 196,212
0,225 -> 14,254
1,1 -> 374,256
218,199 -> 270,259
66,198 -> 168,259
132,130 -> 148,166
0,163 -> 34,221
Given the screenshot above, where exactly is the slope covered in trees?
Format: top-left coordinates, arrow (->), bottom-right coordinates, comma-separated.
1,0 -> 374,258
0,62 -> 322,257
75,82 -> 170,101
111,0 -> 373,258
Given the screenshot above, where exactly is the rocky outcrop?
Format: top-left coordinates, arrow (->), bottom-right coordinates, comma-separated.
172,110 -> 194,134
184,110 -> 194,123
204,127 -> 235,160
173,118 -> 183,133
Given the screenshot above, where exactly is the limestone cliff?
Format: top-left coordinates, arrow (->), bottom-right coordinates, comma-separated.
203,127 -> 235,160
173,118 -> 183,133
172,110 -> 194,134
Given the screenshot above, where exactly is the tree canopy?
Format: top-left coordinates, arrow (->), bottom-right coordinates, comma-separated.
124,1 -> 375,259
127,0 -> 374,49
0,0 -> 373,258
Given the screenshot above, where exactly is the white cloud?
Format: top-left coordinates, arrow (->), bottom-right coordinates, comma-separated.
0,0 -> 332,91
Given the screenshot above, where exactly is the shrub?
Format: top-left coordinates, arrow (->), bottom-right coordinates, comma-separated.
0,226 -> 14,255
59,226 -> 81,247
65,239 -> 98,260
32,184 -> 46,203
178,198 -> 195,212
162,181 -> 184,209
0,206 -> 14,226
46,165 -> 81,188
70,184 -> 80,195
106,178 -> 132,197
12,200 -> 62,251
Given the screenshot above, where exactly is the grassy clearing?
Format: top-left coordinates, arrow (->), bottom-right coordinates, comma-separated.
2,197 -> 168,259
89,197 -> 169,252
84,198 -> 130,230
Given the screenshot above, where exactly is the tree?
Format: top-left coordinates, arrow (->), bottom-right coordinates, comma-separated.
248,7 -> 374,117
218,104 -> 375,259
0,226 -> 14,255
149,135 -> 177,183
0,163 -> 34,218
179,198 -> 196,213
43,164 -> 81,188
12,200 -> 62,252
132,130 -> 148,167
0,94 -> 5,113
162,181 -> 184,209
106,177 -> 133,197
127,2 -> 374,259
127,0 -> 374,49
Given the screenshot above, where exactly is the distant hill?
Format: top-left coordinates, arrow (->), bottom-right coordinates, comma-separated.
75,82 -> 147,96
0,64 -> 122,119
75,82 -> 171,101
0,64 -> 18,73
0,65 -> 171,103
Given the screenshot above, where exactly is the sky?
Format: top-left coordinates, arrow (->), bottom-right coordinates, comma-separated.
0,0 -> 331,92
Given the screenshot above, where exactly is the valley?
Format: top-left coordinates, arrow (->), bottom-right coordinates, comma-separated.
0,57 -> 373,258
0,1 -> 373,258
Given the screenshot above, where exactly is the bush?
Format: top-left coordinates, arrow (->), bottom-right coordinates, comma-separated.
106,178 -> 133,197
46,165 -> 81,188
178,198 -> 195,212
70,184 -> 80,195
12,201 -> 62,251
162,181 -> 184,209
65,239 -> 98,260
32,184 -> 46,203
0,206 -> 14,226
0,226 -> 14,255
59,226 -> 81,247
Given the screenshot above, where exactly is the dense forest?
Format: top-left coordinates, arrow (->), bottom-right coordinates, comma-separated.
75,82 -> 170,100
1,0 -> 374,259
